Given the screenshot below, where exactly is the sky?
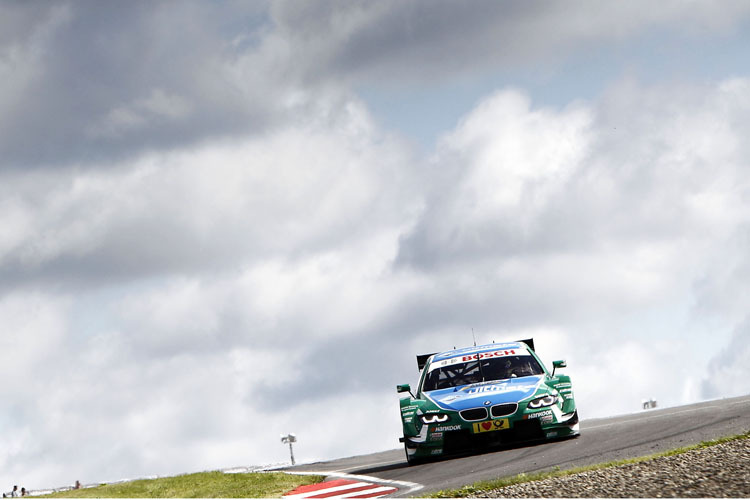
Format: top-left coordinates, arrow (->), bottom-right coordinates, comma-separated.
2,0 -> 750,490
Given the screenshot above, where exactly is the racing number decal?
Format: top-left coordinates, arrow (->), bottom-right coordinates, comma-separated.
472,419 -> 510,433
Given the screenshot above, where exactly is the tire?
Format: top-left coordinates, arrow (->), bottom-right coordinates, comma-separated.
404,443 -> 421,466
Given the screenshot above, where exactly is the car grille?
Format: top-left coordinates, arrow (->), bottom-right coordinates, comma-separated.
459,407 -> 488,421
490,403 -> 518,418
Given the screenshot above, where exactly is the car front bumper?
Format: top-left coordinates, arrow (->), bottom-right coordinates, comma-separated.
402,409 -> 579,461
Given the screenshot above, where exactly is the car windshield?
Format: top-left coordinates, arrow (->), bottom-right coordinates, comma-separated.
422,355 -> 544,392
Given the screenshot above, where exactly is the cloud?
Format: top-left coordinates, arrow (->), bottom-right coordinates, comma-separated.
0,2 -> 281,168
397,79 -> 750,327
6,2 -> 750,169
3,1 -> 750,491
390,78 -> 750,417
0,97 -> 418,293
88,89 -> 193,139
268,0 -> 750,84
4,75 -> 750,490
0,95 -> 422,487
397,90 -> 593,269
702,318 -> 750,400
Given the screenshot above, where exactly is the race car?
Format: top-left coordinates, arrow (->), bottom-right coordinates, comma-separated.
397,339 -> 579,464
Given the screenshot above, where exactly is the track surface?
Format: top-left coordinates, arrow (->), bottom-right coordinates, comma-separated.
284,395 -> 750,496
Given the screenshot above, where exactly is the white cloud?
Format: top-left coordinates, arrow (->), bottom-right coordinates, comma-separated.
0,292 -> 69,384
0,97 -> 418,288
702,319 -> 750,399
440,90 -> 591,211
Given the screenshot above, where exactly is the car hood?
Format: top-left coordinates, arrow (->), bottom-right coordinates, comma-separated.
425,375 -> 545,411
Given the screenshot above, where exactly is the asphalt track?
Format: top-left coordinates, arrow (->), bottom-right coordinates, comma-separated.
283,394 -> 750,496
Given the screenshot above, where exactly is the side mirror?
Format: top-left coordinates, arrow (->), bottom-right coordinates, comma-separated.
397,384 -> 411,393
552,360 -> 567,377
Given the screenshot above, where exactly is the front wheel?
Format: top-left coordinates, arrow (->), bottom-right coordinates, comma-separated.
404,443 -> 421,466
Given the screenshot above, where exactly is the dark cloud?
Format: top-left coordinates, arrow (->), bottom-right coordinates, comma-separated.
6,1 -> 750,169
0,1 -> 274,169
270,1 -> 750,85
0,1 -> 52,46
271,1 -> 530,82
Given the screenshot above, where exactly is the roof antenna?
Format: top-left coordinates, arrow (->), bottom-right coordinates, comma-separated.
473,328 -> 486,382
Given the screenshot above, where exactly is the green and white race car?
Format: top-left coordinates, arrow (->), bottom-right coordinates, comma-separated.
397,339 -> 579,464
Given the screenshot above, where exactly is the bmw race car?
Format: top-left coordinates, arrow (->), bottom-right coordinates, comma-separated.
397,339 -> 579,464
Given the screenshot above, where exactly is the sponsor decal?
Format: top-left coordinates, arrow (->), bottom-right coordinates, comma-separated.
433,424 -> 462,432
472,419 -> 510,433
430,432 -> 444,441
429,356 -> 467,371
429,346 -> 528,372
462,382 -> 538,395
524,409 -> 553,420
461,350 -> 516,362
528,414 -> 554,424
559,388 -> 574,400
431,449 -> 443,455
425,377 -> 544,413
433,343 -> 520,359
464,384 -> 507,394
546,431 -> 558,438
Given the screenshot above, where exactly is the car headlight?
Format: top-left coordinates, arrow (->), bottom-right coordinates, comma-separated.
528,394 -> 558,409
420,413 -> 450,424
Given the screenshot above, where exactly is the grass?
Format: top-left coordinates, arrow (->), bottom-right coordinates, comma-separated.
39,471 -> 325,498
428,431 -> 750,498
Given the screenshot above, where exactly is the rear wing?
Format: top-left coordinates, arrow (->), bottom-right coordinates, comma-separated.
517,338 -> 535,352
416,353 -> 437,371
416,338 -> 535,371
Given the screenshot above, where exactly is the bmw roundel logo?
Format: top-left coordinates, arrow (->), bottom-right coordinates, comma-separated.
484,400 -> 491,406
